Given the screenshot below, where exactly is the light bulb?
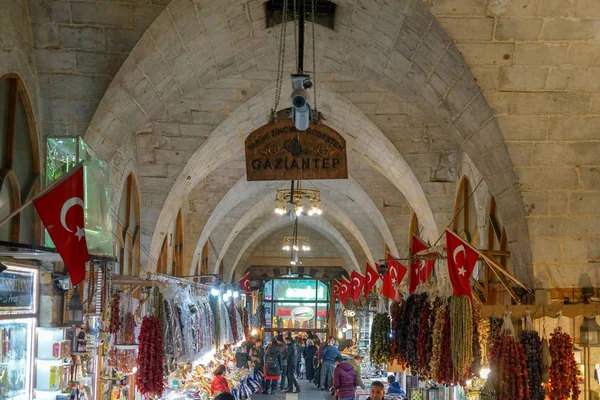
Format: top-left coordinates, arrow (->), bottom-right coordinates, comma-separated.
295,206 -> 303,216
233,291 -> 239,298
293,245 -> 299,251
338,331 -> 343,339
316,208 -> 322,215
290,260 -> 296,265
210,287 -> 220,296
306,246 -> 310,251
251,329 -> 257,336
346,324 -> 352,330
227,289 -> 232,296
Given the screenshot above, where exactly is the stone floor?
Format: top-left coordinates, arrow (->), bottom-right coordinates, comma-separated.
250,376 -> 335,400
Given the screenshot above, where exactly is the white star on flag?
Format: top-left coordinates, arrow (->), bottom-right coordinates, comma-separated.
75,226 -> 85,241
458,266 -> 466,276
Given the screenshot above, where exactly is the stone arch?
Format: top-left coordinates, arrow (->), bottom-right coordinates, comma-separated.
84,0 -> 531,282
227,215 -> 361,282
190,173 -> 399,270
214,191 -> 376,275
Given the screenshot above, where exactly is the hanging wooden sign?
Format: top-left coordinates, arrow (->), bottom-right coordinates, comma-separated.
245,119 -> 348,181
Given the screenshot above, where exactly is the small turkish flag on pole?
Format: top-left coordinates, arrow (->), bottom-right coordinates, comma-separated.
350,270 -> 365,302
339,276 -> 351,306
364,263 -> 379,299
446,229 -> 479,299
409,235 -> 434,294
239,272 -> 251,293
332,280 -> 341,301
382,253 -> 407,301
33,165 -> 89,286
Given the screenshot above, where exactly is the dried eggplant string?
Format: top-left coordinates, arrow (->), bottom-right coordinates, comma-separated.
450,295 -> 473,384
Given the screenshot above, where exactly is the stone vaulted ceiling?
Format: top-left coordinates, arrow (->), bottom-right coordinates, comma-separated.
3,0 -> 599,289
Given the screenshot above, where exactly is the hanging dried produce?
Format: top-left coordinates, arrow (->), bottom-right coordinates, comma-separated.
430,299 -> 447,382
109,293 -> 120,335
469,307 -> 482,379
439,304 -> 454,384
489,313 -> 530,400
480,379 -> 498,400
489,316 -> 502,339
389,300 -> 405,363
450,295 -> 473,384
520,329 -> 544,399
416,298 -> 433,378
548,327 -> 580,400
406,293 -> 427,368
137,315 -> 165,396
229,299 -> 238,340
242,306 -> 250,339
541,337 -> 551,383
370,313 -> 391,365
479,317 -> 491,365
396,294 -> 415,362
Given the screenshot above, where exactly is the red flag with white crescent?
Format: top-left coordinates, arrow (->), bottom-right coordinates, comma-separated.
382,253 -> 407,300
364,263 -> 379,299
350,270 -> 365,302
33,165 -> 89,285
332,280 -> 341,300
409,235 -> 434,293
446,230 -> 478,299
339,276 -> 351,305
239,272 -> 251,293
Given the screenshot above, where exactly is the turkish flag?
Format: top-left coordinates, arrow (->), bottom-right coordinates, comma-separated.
364,263 -> 379,299
239,272 -> 251,293
332,280 -> 341,300
33,165 -> 89,286
339,276 -> 351,305
382,253 -> 407,300
350,270 -> 365,302
446,230 -> 478,299
409,235 -> 434,293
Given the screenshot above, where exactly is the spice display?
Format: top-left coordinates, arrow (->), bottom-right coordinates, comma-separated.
520,330 -> 544,399
469,307 -> 482,379
370,313 -> 391,365
430,298 -> 447,382
489,312 -> 530,400
416,297 -> 433,378
137,315 -> 165,396
450,295 -> 473,384
548,327 -> 580,400
109,294 -> 120,335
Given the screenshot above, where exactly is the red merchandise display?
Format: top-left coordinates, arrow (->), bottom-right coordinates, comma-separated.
137,315 -> 165,396
109,294 -> 120,335
548,327 -> 580,400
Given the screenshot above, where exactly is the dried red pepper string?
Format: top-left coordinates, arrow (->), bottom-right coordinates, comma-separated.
109,294 -> 120,335
548,327 -> 580,400
137,315 -> 164,396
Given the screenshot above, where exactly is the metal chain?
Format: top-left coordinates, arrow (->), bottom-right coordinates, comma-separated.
311,0 -> 318,122
293,0 -> 298,71
271,0 -> 289,122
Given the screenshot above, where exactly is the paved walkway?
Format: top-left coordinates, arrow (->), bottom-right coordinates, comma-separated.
251,377 -> 334,400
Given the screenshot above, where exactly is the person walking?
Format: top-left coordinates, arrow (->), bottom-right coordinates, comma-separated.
262,341 -> 282,395
250,338 -> 265,390
304,339 -> 318,382
277,335 -> 288,392
333,355 -> 359,400
284,336 -> 300,393
347,354 -> 366,389
296,337 -> 305,379
319,337 -> 341,391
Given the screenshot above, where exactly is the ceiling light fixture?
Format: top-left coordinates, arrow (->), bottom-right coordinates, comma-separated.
274,181 -> 322,217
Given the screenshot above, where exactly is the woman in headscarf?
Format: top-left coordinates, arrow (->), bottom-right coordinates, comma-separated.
303,339 -> 318,382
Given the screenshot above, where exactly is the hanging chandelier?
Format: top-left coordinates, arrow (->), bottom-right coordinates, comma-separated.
274,187 -> 322,216
282,235 -> 311,252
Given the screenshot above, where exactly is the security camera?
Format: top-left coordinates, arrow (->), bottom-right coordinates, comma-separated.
291,74 -> 313,131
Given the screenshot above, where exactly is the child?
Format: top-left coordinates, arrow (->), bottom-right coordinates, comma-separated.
210,365 -> 230,396
366,381 -> 385,400
387,374 -> 405,395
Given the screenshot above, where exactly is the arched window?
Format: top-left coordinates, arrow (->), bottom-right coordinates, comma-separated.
452,177 -> 478,246
172,210 -> 183,276
157,237 -> 168,274
408,212 -> 420,248
0,75 -> 41,244
116,174 -> 140,276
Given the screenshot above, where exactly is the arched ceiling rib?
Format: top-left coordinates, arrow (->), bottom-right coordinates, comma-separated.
228,214 -> 361,281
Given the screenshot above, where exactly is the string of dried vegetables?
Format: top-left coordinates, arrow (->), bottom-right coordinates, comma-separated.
137,315 -> 165,396
430,298 -> 447,382
229,299 -> 238,341
389,300 -> 405,363
469,307 -> 482,379
548,327 -> 580,400
109,293 -> 120,335
370,313 -> 391,365
478,317 -> 491,365
489,313 -> 530,400
416,297 -> 433,378
450,295 -> 473,384
406,293 -> 427,368
439,304 -> 454,384
520,312 -> 544,400
396,294 -> 414,362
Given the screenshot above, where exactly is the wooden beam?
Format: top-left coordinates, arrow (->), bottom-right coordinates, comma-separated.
478,303 -> 600,319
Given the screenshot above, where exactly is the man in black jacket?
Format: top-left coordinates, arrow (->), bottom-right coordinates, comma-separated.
284,336 -> 300,393
277,335 -> 288,391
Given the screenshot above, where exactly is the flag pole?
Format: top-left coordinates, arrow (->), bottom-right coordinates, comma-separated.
445,229 -> 530,292
0,163 -> 84,230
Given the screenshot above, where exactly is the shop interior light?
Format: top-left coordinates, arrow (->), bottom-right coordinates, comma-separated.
274,196 -> 287,215
226,289 -> 232,296
233,291 -> 239,298
251,329 -> 257,336
479,368 -> 490,380
210,287 -> 220,296
580,317 -> 600,345
338,331 -> 343,339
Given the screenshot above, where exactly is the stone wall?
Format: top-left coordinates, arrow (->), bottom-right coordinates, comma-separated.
250,226 -> 341,259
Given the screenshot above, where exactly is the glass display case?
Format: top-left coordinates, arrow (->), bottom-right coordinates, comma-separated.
0,264 -> 39,400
